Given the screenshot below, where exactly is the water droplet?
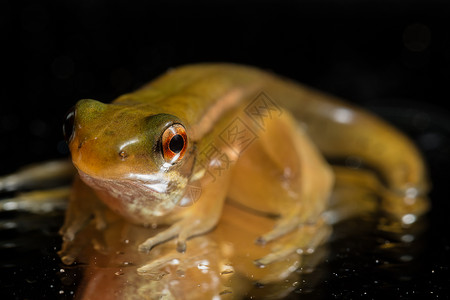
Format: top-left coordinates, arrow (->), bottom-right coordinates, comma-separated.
402,214 -> 417,225
401,234 -> 415,243
220,269 -> 234,275
197,260 -> 209,270
219,290 -> 232,295
197,263 -> 210,270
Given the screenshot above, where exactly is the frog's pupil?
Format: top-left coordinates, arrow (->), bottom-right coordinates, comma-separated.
169,134 -> 184,153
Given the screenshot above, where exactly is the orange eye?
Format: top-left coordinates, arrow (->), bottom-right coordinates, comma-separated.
161,124 -> 187,163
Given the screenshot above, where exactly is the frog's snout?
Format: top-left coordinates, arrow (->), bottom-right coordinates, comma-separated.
63,99 -> 107,145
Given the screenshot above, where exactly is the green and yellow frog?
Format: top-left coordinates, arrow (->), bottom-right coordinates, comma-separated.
56,63 -> 429,268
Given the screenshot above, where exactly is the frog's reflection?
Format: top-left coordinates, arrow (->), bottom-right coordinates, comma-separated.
58,166 -> 427,300
61,201 -> 333,299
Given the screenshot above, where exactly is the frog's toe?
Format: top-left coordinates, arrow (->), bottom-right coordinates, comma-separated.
138,223 -> 183,253
255,213 -> 302,245
93,209 -> 107,231
137,252 -> 180,276
138,243 -> 152,253
254,247 -> 296,267
59,215 -> 90,242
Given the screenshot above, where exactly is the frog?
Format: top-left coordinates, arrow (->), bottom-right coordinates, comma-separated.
56,63 -> 429,267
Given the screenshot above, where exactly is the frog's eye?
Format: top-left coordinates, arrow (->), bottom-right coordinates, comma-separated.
161,124 -> 187,164
63,106 -> 76,143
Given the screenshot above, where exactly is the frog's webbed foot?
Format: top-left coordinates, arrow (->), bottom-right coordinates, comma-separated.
254,217 -> 331,267
58,214 -> 109,265
58,200 -> 111,264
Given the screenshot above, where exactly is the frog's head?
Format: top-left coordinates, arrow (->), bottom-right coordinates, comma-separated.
63,99 -> 196,221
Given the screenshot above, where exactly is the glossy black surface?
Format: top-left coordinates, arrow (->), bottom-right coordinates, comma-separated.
1,1 -> 449,299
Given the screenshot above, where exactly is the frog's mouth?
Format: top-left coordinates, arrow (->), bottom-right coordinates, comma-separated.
77,169 -> 188,223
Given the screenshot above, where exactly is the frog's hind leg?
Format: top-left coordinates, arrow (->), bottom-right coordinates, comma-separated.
0,160 -> 75,214
228,111 -> 333,264
0,187 -> 70,214
265,81 -> 430,221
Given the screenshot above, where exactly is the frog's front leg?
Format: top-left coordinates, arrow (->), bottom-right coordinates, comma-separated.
138,172 -> 229,254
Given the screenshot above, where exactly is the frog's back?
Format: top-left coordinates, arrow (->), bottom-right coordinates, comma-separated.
112,63 -> 428,214
130,63 -> 429,219
112,64 -> 269,132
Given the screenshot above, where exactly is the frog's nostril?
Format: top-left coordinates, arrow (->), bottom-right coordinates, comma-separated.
63,106 -> 76,143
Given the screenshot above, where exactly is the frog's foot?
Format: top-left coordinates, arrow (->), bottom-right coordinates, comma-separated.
138,223 -> 183,253
254,218 -> 331,267
255,213 -> 302,246
255,206 -> 314,246
138,215 -> 217,254
58,221 -> 108,265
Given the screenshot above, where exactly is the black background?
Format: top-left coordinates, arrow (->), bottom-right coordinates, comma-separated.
1,0 -> 450,299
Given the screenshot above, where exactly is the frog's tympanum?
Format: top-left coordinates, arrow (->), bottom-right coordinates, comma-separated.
56,64 -> 429,298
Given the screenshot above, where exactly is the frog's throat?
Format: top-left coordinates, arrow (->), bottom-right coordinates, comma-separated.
77,169 -> 188,222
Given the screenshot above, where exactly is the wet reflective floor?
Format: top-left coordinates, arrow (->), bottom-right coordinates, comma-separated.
1,103 -> 449,299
